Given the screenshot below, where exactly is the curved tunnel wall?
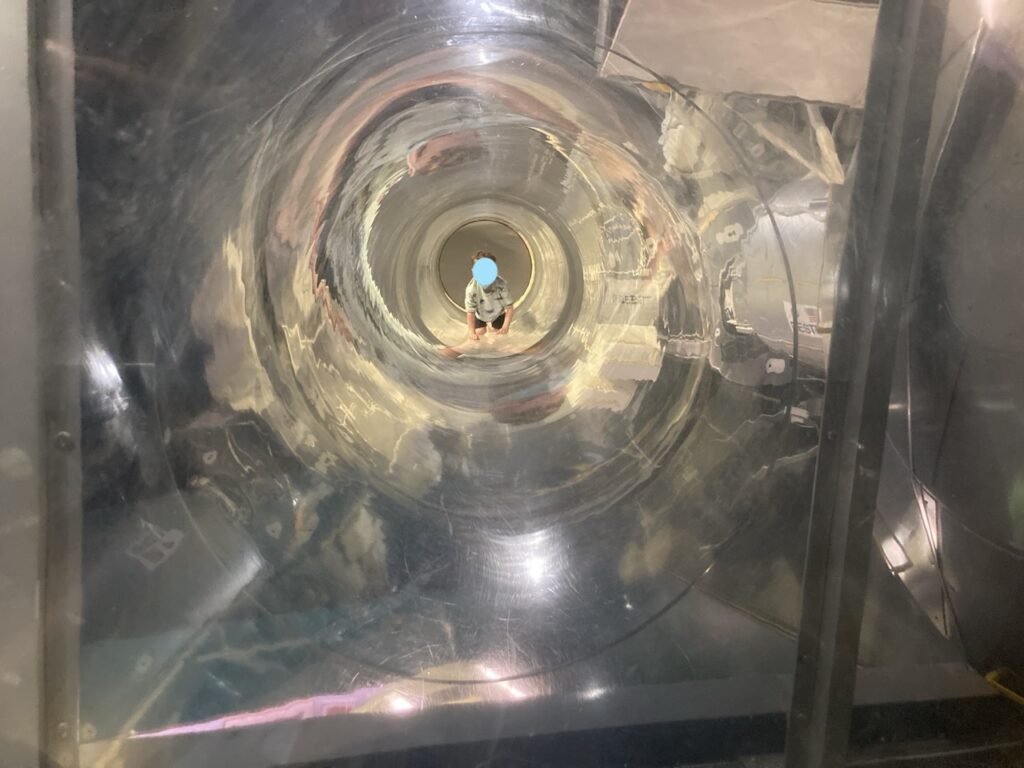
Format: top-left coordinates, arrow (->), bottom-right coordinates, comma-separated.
56,0 -> 1024,756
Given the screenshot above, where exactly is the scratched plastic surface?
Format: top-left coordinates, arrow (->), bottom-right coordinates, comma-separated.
0,1 -> 1016,766
63,0 -> 918,763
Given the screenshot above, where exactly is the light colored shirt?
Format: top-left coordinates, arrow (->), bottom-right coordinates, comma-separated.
465,277 -> 513,322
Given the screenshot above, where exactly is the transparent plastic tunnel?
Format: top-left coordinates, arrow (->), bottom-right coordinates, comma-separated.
3,0 -> 1024,766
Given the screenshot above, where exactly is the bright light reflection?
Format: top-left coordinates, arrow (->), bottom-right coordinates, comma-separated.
388,694 -> 416,713
980,0 -> 996,25
477,0 -> 536,23
480,665 -> 529,700
525,553 -> 547,583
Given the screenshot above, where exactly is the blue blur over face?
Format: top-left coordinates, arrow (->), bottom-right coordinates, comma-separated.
472,257 -> 498,287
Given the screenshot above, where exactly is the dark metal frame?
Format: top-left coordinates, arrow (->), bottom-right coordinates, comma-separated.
785,1 -> 950,766
34,0 -> 84,765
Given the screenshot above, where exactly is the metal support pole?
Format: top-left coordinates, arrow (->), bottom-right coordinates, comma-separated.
785,1 -> 949,767
36,0 -> 83,765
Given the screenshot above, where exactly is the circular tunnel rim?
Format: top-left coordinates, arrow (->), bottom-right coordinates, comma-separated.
436,215 -> 538,312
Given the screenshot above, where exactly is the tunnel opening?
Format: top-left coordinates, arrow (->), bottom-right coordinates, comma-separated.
437,218 -> 535,313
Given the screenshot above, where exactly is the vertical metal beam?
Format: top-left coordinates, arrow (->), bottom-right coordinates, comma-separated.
785,1 -> 949,767
35,0 -> 83,765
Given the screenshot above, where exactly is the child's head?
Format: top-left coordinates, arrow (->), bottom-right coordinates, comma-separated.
472,250 -> 499,291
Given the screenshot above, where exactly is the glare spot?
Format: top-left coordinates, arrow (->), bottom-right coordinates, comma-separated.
388,694 -> 415,713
